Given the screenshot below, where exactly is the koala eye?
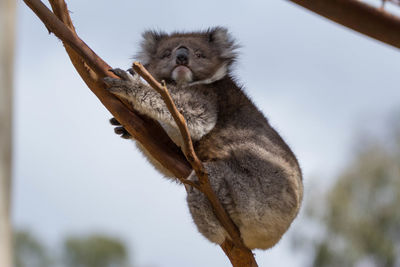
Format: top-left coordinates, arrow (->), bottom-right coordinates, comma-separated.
161,50 -> 171,59
195,50 -> 206,59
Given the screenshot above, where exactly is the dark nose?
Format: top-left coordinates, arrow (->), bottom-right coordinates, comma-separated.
176,47 -> 189,65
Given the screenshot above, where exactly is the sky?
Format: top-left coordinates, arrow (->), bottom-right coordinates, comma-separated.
12,1 -> 400,266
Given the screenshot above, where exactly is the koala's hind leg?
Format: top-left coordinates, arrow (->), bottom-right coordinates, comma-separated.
186,161 -> 235,245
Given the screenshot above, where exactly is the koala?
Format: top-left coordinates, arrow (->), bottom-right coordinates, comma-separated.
104,27 -> 303,250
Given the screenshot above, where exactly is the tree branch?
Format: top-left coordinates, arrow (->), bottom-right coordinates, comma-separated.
287,0 -> 400,50
23,0 -> 257,266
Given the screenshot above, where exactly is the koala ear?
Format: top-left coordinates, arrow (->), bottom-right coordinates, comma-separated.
207,27 -> 239,61
136,30 -> 167,65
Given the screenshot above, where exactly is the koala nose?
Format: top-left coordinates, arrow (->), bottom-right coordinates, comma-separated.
176,47 -> 189,65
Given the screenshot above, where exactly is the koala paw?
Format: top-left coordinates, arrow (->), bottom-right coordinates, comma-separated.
109,117 -> 132,139
103,68 -> 142,98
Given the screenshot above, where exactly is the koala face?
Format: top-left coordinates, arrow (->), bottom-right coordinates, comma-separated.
136,27 -> 238,85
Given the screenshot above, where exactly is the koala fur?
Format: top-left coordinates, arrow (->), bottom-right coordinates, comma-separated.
104,27 -> 303,250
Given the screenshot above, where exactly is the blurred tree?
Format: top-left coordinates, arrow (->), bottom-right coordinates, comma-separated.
307,119 -> 400,267
63,234 -> 129,267
14,231 -> 52,267
0,0 -> 16,266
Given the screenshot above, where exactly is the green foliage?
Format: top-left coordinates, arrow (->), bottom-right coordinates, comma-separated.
14,231 -> 51,267
307,121 -> 400,267
63,235 -> 128,267
13,231 -> 130,267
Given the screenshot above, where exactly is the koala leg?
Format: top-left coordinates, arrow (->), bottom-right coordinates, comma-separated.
187,157 -> 302,249
186,161 -> 235,245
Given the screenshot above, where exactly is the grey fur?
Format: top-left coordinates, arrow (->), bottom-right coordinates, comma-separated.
136,30 -> 168,65
105,27 -> 303,250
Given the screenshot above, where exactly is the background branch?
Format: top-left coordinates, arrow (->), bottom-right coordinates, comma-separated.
288,0 -> 400,50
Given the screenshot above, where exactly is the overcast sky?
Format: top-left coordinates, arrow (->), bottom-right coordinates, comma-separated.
13,1 -> 400,266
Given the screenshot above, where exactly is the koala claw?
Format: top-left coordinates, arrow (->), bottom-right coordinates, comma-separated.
114,126 -> 131,139
109,117 -> 121,125
103,76 -> 124,87
108,68 -> 134,81
104,68 -> 133,86
127,68 -> 136,76
109,117 -> 132,139
104,68 -> 141,96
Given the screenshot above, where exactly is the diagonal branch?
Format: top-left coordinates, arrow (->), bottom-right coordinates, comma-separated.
288,0 -> 400,50
23,0 -> 192,179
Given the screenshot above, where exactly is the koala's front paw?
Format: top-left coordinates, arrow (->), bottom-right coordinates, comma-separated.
103,68 -> 142,99
109,117 -> 132,139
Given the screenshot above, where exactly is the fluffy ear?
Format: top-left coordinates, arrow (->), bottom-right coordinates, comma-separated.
136,30 -> 167,65
207,27 -> 239,61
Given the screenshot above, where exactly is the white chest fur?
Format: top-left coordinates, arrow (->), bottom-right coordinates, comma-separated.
159,121 -> 185,149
